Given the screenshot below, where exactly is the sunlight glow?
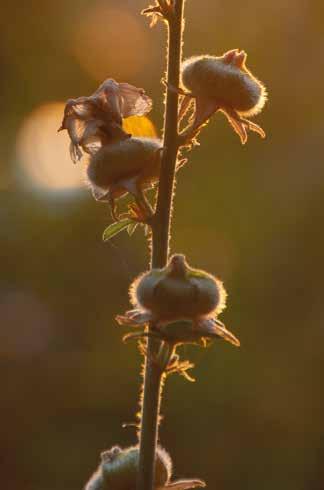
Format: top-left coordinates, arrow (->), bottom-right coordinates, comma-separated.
71,6 -> 152,81
16,102 -> 85,191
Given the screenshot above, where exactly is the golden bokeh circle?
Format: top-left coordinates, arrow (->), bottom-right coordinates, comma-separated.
16,102 -> 85,191
71,5 -> 152,81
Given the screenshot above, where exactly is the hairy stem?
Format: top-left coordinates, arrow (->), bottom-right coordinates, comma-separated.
152,3 -> 184,268
136,2 -> 185,490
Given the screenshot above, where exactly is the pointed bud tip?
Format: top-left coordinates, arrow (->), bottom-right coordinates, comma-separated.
101,446 -> 122,463
223,49 -> 239,63
170,253 -> 186,266
234,50 -> 247,68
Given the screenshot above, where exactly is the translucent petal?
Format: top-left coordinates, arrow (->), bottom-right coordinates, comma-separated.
119,82 -> 153,117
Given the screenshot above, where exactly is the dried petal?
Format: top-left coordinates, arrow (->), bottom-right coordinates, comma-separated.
118,83 -> 153,117
59,79 -> 153,161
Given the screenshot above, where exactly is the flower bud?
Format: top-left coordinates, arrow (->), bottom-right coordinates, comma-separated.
85,445 -> 205,490
116,254 -> 240,347
86,137 -> 162,220
180,50 -> 267,144
133,254 -> 226,320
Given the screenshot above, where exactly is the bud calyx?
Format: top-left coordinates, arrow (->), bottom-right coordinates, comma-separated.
116,254 -> 240,347
180,50 -> 267,144
85,445 -> 205,490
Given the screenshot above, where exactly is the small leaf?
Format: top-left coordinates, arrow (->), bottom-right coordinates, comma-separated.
103,219 -> 133,241
127,222 -> 138,236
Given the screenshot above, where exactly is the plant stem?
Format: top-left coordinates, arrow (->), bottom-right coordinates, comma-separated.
152,1 -> 184,269
136,2 -> 185,490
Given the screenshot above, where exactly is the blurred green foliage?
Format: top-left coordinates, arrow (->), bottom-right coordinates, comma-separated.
1,0 -> 324,489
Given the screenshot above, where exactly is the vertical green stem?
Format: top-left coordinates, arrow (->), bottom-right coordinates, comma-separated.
136,2 -> 185,490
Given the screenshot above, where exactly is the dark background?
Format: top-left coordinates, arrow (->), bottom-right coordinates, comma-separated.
1,1 -> 324,489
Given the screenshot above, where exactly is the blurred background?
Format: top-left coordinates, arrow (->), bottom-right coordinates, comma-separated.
1,0 -> 324,488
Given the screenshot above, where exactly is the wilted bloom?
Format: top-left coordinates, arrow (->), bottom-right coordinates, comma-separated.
86,137 -> 162,220
180,50 -> 267,144
116,254 -> 240,347
58,79 -> 153,162
85,445 -> 205,490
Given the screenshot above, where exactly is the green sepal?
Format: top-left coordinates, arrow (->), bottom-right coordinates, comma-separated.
103,219 -> 133,241
127,222 -> 138,236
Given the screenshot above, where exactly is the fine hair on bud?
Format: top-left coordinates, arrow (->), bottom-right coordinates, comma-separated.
181,51 -> 267,116
84,445 -> 172,490
130,253 -> 227,321
86,137 -> 162,200
118,255 -> 239,347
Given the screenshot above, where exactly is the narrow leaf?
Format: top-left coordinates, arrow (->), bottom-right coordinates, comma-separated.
127,222 -> 138,236
103,219 -> 133,241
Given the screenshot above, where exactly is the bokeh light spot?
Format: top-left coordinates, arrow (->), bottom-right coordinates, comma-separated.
70,5 -> 152,81
16,102 -> 84,191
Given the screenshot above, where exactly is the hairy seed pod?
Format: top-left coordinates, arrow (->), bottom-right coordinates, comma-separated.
87,137 -> 162,194
131,254 -> 226,321
182,52 -> 266,116
85,445 -> 170,490
180,50 -> 267,144
85,445 -> 205,490
86,136 -> 162,218
117,255 -> 239,347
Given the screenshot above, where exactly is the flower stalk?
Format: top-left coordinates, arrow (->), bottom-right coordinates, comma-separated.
137,2 -> 185,490
151,0 -> 184,267
60,1 -> 267,488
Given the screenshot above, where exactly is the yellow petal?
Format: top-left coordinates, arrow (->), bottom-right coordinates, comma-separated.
123,115 -> 157,138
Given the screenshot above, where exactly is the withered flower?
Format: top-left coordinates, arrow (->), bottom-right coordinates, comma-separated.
59,79 -> 153,162
85,445 -> 205,490
180,50 -> 267,144
116,254 -> 240,347
86,137 -> 162,221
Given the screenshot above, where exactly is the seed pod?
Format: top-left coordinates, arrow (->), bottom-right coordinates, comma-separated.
180,50 -> 267,144
117,254 -> 240,347
86,137 -> 162,220
132,254 -> 226,321
84,445 -> 205,490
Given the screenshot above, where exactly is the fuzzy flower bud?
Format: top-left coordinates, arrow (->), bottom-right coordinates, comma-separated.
134,254 -> 226,319
84,445 -> 205,490
180,50 -> 267,144
86,137 -> 162,220
59,79 -> 152,162
116,254 -> 240,347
